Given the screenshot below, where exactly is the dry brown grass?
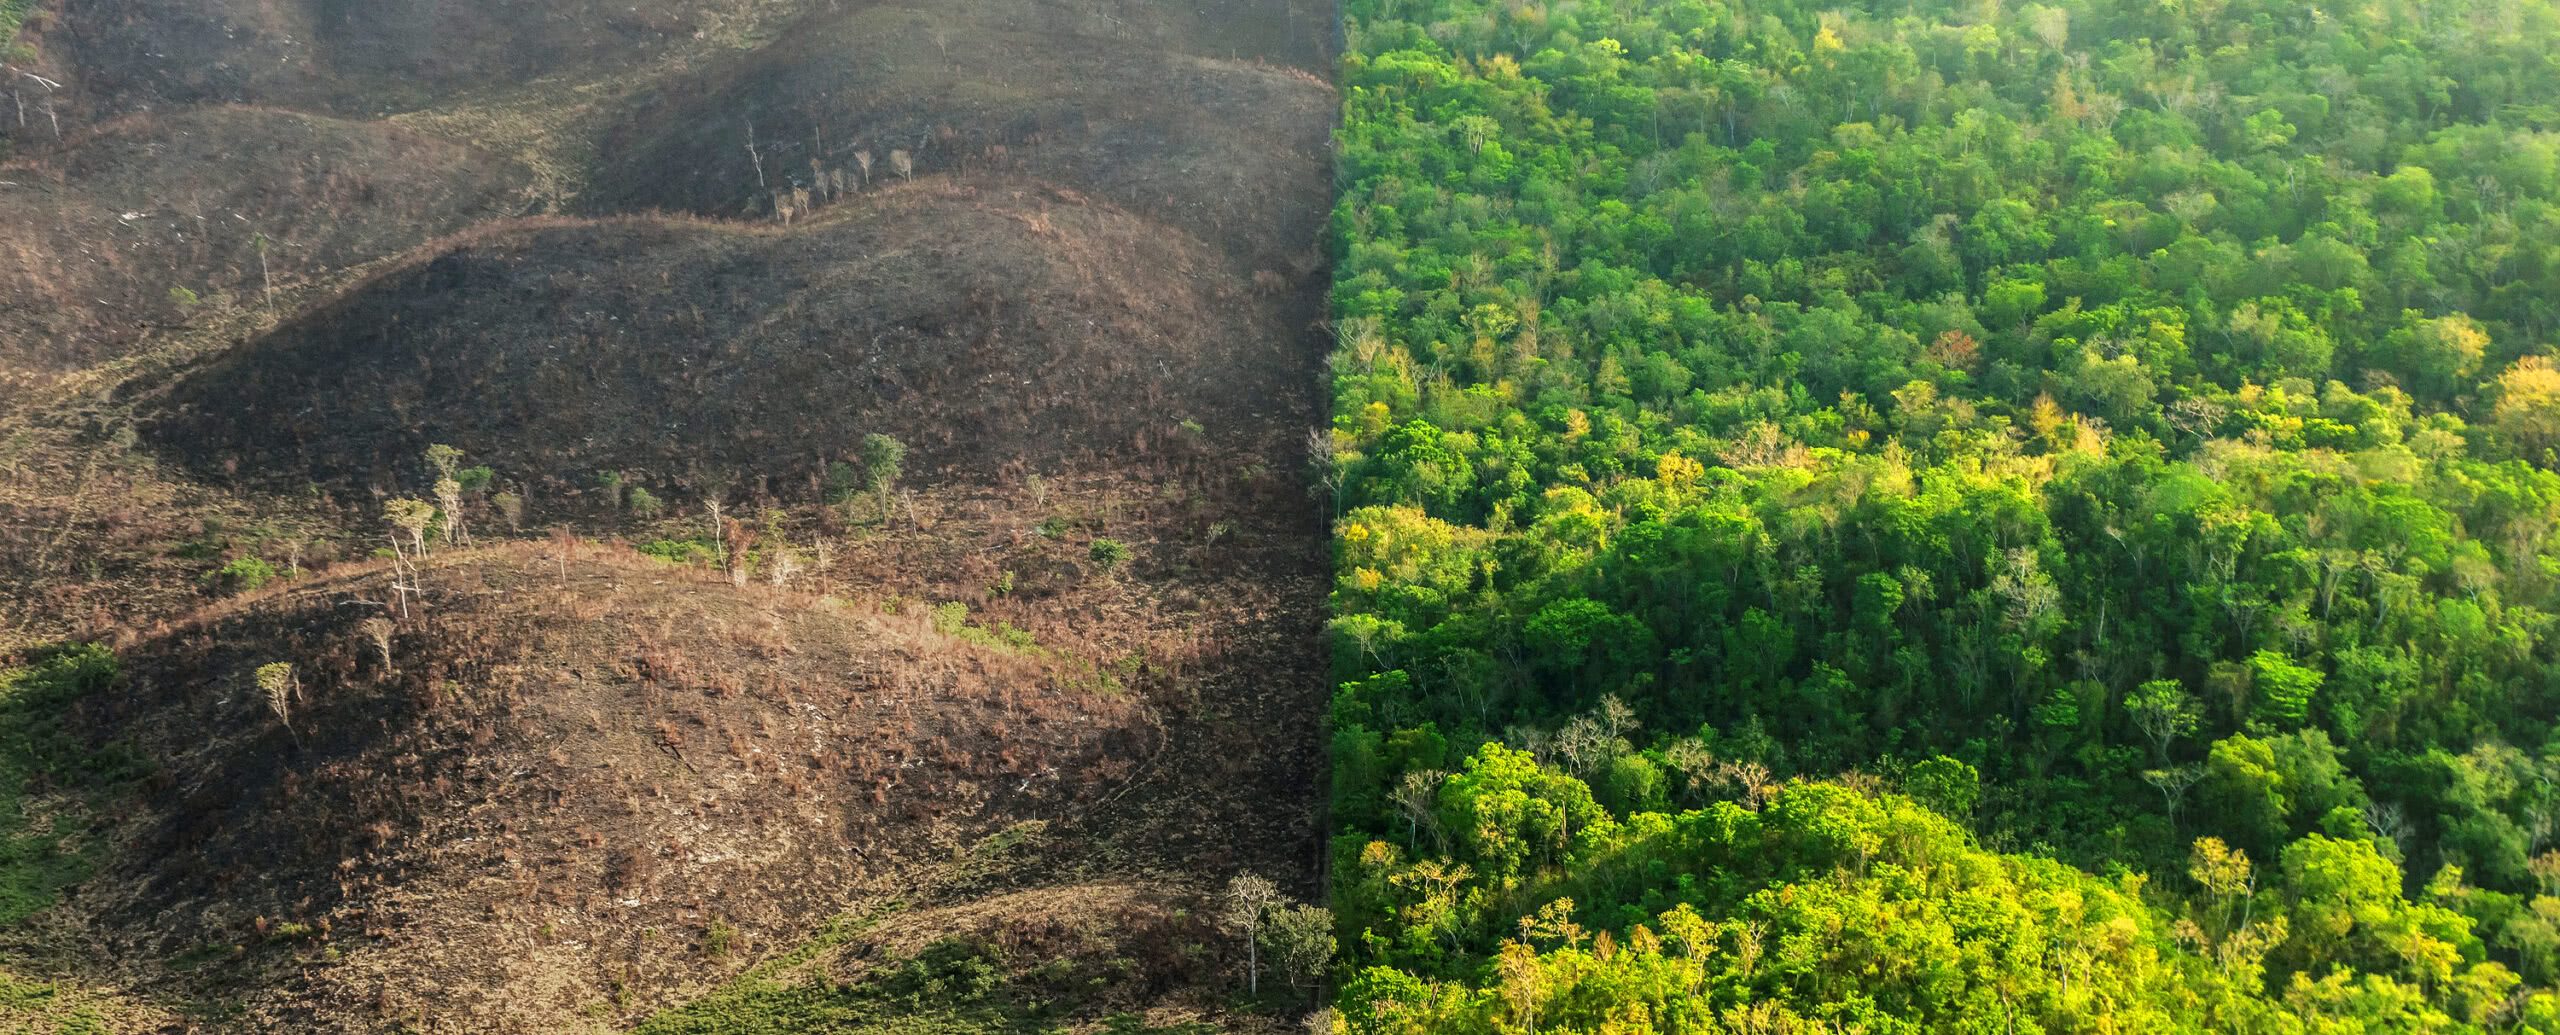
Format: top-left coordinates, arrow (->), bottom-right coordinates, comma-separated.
67,543 -> 1159,1028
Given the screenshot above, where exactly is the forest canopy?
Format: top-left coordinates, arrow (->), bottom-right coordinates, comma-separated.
1323,0 -> 2560,1028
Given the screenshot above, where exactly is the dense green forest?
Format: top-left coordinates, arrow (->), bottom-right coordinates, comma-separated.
1322,0 -> 2560,1028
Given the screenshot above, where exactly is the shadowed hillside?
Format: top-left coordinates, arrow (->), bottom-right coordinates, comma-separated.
7,0 -> 798,134
580,0 -> 1336,272
139,181 -> 1297,499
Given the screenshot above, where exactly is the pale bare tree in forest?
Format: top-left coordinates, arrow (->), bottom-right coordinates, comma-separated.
1392,768 -> 1448,851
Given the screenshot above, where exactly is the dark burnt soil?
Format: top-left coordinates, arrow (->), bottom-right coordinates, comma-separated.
2,0 -> 785,146
137,179 -> 1303,499
581,0 -> 1337,273
0,106 -> 532,372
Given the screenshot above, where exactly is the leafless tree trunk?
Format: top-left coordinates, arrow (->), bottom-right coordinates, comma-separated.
386,536 -> 420,619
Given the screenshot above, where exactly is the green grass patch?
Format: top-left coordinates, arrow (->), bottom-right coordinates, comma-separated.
637,537 -> 720,566
0,967 -> 112,1034
0,645 -> 146,925
1,0 -> 34,57
928,604 -> 1042,656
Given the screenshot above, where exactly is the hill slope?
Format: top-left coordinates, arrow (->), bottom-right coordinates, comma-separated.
139,182 -> 1295,500
78,545 -> 1150,1030
0,0 -> 1338,1029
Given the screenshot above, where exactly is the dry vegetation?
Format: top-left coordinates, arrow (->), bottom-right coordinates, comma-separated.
0,0 -> 1335,1029
66,543 -> 1140,1029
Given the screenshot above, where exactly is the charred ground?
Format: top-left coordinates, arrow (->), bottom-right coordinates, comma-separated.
0,0 -> 1335,1030
139,182 -> 1295,499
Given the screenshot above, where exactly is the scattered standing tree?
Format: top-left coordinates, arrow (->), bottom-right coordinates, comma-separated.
492,491 -> 525,533
360,618 -> 395,672
257,662 -> 298,732
855,150 -> 874,188
385,498 -> 436,557
862,434 -> 906,522
424,444 -> 463,483
434,477 -> 467,546
1223,873 -> 1281,998
705,498 -> 729,568
890,148 -> 915,182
